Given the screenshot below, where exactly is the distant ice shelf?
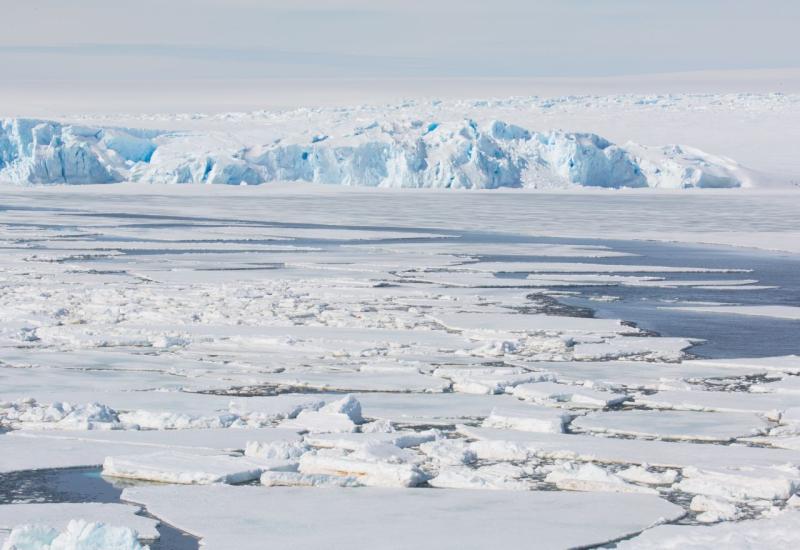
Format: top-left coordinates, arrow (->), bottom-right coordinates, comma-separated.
0,117 -> 754,188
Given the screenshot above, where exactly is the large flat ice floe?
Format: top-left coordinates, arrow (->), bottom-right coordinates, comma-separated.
121,485 -> 684,550
0,116 -> 756,188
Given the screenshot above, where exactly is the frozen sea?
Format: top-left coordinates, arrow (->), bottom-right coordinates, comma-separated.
1,185 -> 800,549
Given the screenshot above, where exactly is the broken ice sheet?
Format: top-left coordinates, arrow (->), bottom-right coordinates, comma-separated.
459,426 -> 800,472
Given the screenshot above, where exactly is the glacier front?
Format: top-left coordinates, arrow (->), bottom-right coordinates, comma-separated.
0,117 -> 753,189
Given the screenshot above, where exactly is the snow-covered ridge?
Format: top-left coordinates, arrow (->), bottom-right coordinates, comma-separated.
0,117 -> 753,188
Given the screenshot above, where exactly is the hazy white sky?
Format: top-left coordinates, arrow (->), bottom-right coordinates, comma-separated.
2,0 -> 798,80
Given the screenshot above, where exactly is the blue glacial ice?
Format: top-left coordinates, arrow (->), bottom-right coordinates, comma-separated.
0,117 -> 753,189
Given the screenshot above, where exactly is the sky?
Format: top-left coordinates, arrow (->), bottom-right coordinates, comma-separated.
1,0 -> 798,81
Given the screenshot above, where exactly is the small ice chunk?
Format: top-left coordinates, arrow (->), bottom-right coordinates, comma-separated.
260,470 -> 360,488
281,410 -> 358,433
298,450 -> 428,487
360,419 -> 395,433
483,406 -> 570,433
244,440 -> 310,461
617,465 -> 679,486
512,382 -> 628,409
677,466 -> 800,502
319,395 -> 365,423
430,464 -> 533,491
304,430 -> 438,451
419,439 -> 477,465
280,395 -> 364,433
349,441 -> 420,464
545,462 -> 658,494
468,439 -> 532,462
0,398 -> 121,430
2,519 -> 146,550
690,495 -> 740,523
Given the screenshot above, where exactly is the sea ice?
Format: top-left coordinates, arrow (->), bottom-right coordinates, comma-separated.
429,463 -> 535,490
1,520 -> 146,550
0,503 -> 159,541
297,449 -> 427,488
618,509 -> 800,549
677,466 -> 800,502
280,395 -> 365,433
511,382 -> 629,408
572,410 -> 771,441
303,430 -> 438,451
419,439 -> 477,465
482,405 -> 570,433
121,484 -> 685,550
102,451 -> 284,485
544,462 -> 658,494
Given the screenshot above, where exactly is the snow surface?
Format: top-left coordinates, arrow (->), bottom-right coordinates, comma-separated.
121,485 -> 683,550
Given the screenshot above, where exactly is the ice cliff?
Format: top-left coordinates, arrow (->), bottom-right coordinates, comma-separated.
0,117 -> 753,188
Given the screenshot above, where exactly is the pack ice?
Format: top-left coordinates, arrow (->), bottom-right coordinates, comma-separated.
0,117 -> 752,188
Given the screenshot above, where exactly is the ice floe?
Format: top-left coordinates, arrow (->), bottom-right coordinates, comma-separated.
544,462 -> 658,494
297,448 -> 427,488
102,451 -> 284,485
1,520 -> 147,550
482,405 -> 571,433
511,381 -> 629,408
0,503 -> 159,541
618,509 -> 800,548
572,410 -> 771,442
121,484 -> 685,549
